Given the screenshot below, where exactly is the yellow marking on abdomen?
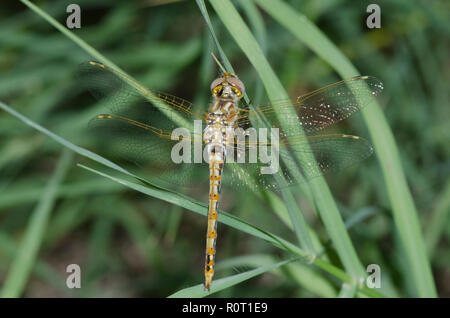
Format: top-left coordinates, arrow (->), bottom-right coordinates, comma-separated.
204,158 -> 224,291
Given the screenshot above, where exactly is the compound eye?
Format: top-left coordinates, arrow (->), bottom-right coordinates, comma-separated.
210,77 -> 223,93
212,85 -> 222,96
231,87 -> 242,98
227,76 -> 245,97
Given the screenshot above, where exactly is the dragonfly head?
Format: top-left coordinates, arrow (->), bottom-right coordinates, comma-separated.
211,72 -> 245,99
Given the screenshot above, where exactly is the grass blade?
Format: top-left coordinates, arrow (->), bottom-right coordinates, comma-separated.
79,163 -> 385,297
18,0 -> 192,130
0,99 -> 384,297
196,0 -> 235,76
203,0 -> 316,255
338,283 -> 357,298
1,149 -> 72,297
77,163 -> 306,256
219,254 -> 337,297
425,177 -> 450,257
18,0 -> 119,70
168,258 -> 295,297
0,233 -> 69,295
0,101 -> 130,176
254,0 -> 437,297
209,0 -> 365,279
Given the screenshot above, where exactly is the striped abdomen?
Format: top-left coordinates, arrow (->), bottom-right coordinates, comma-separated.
204,146 -> 224,291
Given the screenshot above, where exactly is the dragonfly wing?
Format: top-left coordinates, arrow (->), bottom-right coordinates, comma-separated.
78,61 -> 207,123
79,61 -> 209,189
239,76 -> 383,137
279,134 -> 373,181
221,134 -> 373,191
89,114 -> 208,189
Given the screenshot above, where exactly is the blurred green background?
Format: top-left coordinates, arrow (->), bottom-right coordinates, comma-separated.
0,0 -> 448,297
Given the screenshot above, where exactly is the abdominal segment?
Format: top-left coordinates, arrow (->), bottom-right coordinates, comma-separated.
204,145 -> 224,291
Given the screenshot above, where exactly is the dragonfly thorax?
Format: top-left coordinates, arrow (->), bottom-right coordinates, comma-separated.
207,98 -> 240,124
204,78 -> 243,161
203,112 -> 236,163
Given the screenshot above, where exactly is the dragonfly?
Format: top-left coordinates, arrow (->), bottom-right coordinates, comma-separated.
79,61 -> 383,291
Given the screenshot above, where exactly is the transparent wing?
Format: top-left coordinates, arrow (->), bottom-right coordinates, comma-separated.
89,114 -> 373,191
89,114 -> 208,189
79,61 -> 208,188
238,76 -> 383,137
78,61 -> 207,126
82,64 -> 378,191
222,134 -> 373,191
223,76 -> 382,190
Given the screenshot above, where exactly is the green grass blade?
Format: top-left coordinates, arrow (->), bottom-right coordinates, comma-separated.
0,101 -> 130,176
0,178 -> 122,210
18,0 -> 192,130
18,0 -> 119,70
209,0 -> 365,279
79,163 -> 385,298
285,262 -> 337,298
1,149 -> 72,297
425,177 -> 450,257
168,258 -> 295,297
0,99 -> 297,258
239,0 -> 267,53
239,0 -> 267,104
0,233 -> 69,295
338,283 -> 357,298
199,1 -> 316,254
254,0 -> 437,297
196,0 -> 234,74
0,99 -> 384,297
218,254 -> 337,297
221,253 -> 337,297
77,163 -> 304,256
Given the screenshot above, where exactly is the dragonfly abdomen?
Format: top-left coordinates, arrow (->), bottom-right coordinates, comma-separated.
203,78 -> 241,291
204,148 -> 224,291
